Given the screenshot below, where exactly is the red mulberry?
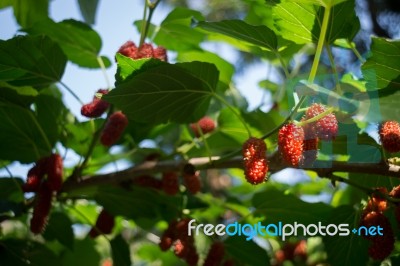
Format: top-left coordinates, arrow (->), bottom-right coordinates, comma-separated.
81,89 -> 110,118
162,172 -> 180,195
132,175 -> 162,190
190,116 -> 216,137
360,211 -> 394,260
30,182 -> 53,234
242,137 -> 268,184
100,111 -> 129,146
379,120 -> 400,153
23,165 -> 43,192
299,122 -> 318,167
183,172 -> 201,194
278,123 -> 304,167
305,103 -> 338,141
204,241 -> 225,266
89,209 -> 115,238
46,153 -> 63,192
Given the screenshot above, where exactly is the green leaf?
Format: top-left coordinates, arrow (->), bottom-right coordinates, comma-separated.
0,82 -> 38,107
154,7 -> 205,51
0,239 -> 60,266
0,35 -> 67,88
224,236 -> 270,266
273,1 -> 359,44
0,102 -> 52,163
24,19 -> 110,68
0,178 -> 24,202
285,0 -> 349,8
252,188 -> 333,224
43,212 -> 74,250
35,86 -> 65,148
196,19 -> 278,51
12,0 -> 49,28
104,62 -> 219,124
323,206 -> 369,266
77,0 -> 99,25
110,235 -> 131,266
115,55 -> 166,84
61,238 -> 100,266
177,50 -> 234,86
362,37 -> 400,91
0,0 -> 12,9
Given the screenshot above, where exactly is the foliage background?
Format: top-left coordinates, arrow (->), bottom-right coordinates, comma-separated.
0,0 -> 400,265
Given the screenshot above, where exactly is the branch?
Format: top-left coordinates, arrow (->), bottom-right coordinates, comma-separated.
61,152 -> 400,193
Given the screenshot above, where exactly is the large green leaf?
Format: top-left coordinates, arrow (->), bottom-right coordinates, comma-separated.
12,0 -> 49,28
252,188 -> 333,224
153,7 -> 205,51
0,102 -> 52,163
104,62 -> 219,124
43,212 -> 74,250
110,235 -> 132,266
224,236 -> 270,266
273,1 -> 359,44
323,206 -> 369,266
24,19 -> 110,68
196,19 -> 278,51
362,37 -> 400,91
77,0 -> 99,25
0,35 -> 67,88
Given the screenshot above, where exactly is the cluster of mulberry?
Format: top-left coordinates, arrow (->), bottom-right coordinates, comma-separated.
242,137 -> 268,184
203,241 -> 235,266
23,153 -> 64,234
159,218 -> 199,265
278,103 -> 337,167
359,187 -> 394,261
89,209 -> 115,238
117,41 -> 168,62
81,89 -> 110,118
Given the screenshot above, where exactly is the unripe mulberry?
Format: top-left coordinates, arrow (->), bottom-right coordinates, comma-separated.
46,153 -> 63,192
278,123 -> 304,167
162,172 -> 179,195
190,116 -> 216,137
81,89 -> 110,118
183,172 -> 201,194
242,137 -> 268,184
204,242 -> 225,266
100,111 -> 129,146
30,182 -> 53,234
305,103 -> 338,141
379,120 -> 400,153
89,209 -> 115,238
